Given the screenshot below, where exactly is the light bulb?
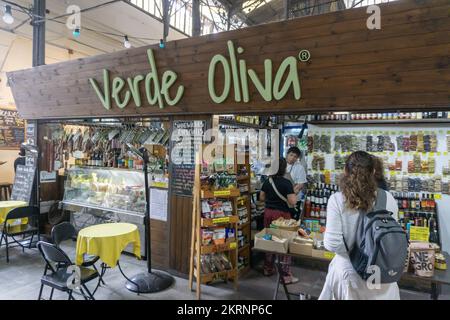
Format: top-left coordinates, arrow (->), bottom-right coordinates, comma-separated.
2,5 -> 14,25
124,36 -> 131,49
159,39 -> 165,49
73,27 -> 80,37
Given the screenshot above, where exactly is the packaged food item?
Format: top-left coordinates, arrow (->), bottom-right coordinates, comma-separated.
213,228 -> 226,245
409,242 -> 435,277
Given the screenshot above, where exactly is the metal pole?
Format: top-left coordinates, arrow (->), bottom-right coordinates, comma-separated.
142,149 -> 152,272
162,0 -> 170,43
32,0 -> 46,67
192,0 -> 201,36
284,0 -> 290,20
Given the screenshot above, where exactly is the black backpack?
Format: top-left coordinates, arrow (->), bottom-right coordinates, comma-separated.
344,189 -> 409,284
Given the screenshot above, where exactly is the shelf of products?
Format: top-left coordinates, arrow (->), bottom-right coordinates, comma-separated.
302,183 -> 339,233
394,192 -> 440,245
308,111 -> 450,123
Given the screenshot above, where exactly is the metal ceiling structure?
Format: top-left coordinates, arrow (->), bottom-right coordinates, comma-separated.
128,0 -> 397,36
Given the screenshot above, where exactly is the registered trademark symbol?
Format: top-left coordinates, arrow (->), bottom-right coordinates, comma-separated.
298,50 -> 311,62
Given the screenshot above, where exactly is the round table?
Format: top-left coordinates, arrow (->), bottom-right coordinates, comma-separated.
0,200 -> 27,225
75,222 -> 141,268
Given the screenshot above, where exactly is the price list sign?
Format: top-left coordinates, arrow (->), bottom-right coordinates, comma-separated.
11,165 -> 36,204
0,108 -> 25,148
171,120 -> 206,196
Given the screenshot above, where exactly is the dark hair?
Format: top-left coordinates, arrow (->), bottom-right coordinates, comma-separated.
272,157 -> 287,177
19,146 -> 26,157
287,146 -> 301,157
340,151 -> 377,212
373,156 -> 388,191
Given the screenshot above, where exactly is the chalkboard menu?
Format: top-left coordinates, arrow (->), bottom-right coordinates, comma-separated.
11,165 -> 36,204
171,120 -> 205,196
0,109 -> 25,148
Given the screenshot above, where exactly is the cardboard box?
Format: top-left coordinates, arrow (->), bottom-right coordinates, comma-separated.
254,228 -> 296,254
289,238 -> 313,256
312,248 -> 335,260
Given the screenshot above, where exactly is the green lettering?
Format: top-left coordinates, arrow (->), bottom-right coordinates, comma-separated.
111,77 -> 130,109
239,59 -> 249,103
145,49 -> 164,108
89,69 -> 111,110
248,59 -> 272,101
127,75 -> 144,107
227,40 -> 241,102
208,54 -> 231,104
161,71 -> 184,107
273,56 -> 301,100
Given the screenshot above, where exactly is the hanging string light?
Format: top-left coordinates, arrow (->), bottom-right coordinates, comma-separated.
72,26 -> 81,37
2,5 -> 14,24
123,35 -> 131,48
159,39 -> 165,48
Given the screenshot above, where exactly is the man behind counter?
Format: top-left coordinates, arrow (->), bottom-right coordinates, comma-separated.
285,147 -> 307,219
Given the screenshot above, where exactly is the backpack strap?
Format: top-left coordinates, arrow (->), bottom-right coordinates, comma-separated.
373,188 -> 387,211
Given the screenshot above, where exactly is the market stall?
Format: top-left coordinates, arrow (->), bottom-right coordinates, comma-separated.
6,0 -> 449,289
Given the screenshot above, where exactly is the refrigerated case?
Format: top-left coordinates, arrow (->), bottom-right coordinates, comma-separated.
62,166 -> 168,256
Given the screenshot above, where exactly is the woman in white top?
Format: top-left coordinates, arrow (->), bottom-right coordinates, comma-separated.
319,151 -> 400,300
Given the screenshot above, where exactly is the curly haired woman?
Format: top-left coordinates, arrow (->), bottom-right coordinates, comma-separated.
319,151 -> 400,300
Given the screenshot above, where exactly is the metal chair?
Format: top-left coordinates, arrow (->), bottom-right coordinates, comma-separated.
37,241 -> 98,300
0,206 -> 40,263
51,222 -> 105,285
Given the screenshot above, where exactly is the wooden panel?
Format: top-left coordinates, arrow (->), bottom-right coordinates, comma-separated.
168,115 -> 211,275
150,219 -> 169,269
8,0 -> 450,120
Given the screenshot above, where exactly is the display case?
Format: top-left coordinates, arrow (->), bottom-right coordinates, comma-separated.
63,167 -> 150,215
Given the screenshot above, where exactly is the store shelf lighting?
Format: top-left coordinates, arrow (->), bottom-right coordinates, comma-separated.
2,5 -> 14,25
124,35 -> 131,49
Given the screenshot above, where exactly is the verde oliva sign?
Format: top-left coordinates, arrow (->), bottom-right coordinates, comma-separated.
89,41 -> 310,110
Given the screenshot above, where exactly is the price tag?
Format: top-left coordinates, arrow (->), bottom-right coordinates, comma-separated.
437,152 -> 442,156
229,242 -> 237,249
214,190 -> 231,197
430,152 -> 435,156
445,152 -> 449,156
212,217 -> 230,224
409,226 -> 430,242
397,152 -> 403,156
390,171 -> 396,176
434,194 -> 442,200
389,152 -> 394,156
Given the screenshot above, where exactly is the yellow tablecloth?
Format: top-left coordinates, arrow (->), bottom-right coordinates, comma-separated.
0,200 -> 27,225
76,223 -> 141,267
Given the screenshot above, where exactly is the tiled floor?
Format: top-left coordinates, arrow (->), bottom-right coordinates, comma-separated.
0,242 -> 448,300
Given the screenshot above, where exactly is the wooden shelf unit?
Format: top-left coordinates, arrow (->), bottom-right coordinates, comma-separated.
189,144 -> 241,300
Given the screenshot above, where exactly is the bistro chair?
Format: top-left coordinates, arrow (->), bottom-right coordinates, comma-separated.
0,206 -> 40,263
51,222 -> 105,286
37,241 -> 98,300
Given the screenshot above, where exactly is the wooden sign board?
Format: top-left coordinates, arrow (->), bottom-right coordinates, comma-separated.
7,0 -> 450,120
